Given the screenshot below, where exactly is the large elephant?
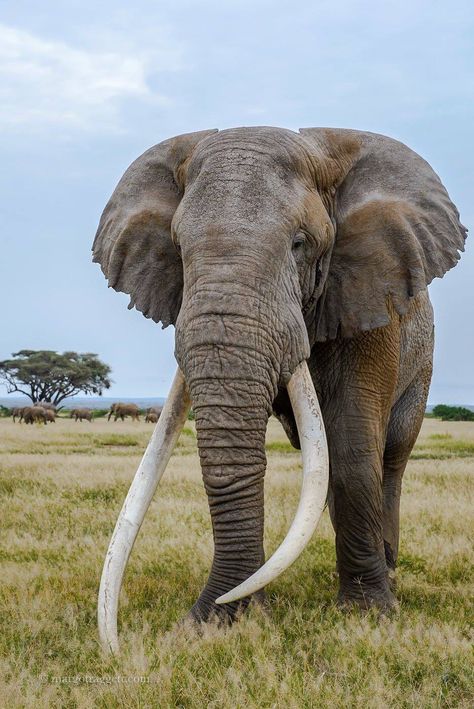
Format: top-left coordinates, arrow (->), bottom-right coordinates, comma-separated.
23,406 -> 47,425
93,127 -> 465,652
107,402 -> 140,421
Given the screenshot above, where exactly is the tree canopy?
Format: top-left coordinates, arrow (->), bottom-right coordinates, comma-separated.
432,404 -> 474,422
0,350 -> 112,406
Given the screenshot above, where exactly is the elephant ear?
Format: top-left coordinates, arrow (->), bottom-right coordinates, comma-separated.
92,129 -> 217,327
299,128 -> 467,341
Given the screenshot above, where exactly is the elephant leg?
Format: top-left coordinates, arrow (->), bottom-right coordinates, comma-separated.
328,421 -> 395,610
313,324 -> 400,611
382,365 -> 432,580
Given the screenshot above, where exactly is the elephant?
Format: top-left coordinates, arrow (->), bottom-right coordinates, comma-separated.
35,402 -> 56,412
93,126 -> 466,652
146,406 -> 162,422
70,408 -> 93,422
107,402 -> 140,421
44,409 -> 56,423
147,405 -> 163,417
23,406 -> 47,425
11,407 -> 26,423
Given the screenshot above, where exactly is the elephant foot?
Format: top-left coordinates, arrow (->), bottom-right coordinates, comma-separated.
337,577 -> 398,614
186,589 -> 267,626
187,601 -> 236,627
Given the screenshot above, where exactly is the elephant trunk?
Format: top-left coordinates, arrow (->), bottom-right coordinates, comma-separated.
174,287 -> 281,620
187,371 -> 273,620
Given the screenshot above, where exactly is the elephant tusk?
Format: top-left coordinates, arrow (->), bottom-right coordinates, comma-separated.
98,368 -> 191,654
215,360 -> 329,605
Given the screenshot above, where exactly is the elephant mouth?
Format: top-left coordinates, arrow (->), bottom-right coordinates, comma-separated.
97,361 -> 329,654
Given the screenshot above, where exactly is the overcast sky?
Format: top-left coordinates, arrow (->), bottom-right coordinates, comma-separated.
1,0 -> 472,403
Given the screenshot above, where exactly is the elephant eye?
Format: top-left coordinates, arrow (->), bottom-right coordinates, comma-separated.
292,233 -> 306,252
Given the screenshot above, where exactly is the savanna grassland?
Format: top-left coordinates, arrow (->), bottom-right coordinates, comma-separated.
0,413 -> 473,708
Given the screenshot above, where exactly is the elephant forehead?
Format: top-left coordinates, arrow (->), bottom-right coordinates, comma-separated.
188,126 -> 312,178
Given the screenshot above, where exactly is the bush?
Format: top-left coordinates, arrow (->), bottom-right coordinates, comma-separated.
0,405 -> 11,417
432,405 -> 474,422
92,409 -> 110,418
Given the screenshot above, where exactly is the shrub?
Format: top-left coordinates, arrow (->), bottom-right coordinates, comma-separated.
432,405 -> 474,422
92,408 -> 109,418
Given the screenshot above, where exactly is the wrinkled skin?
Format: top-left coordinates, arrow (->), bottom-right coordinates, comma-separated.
23,406 -> 47,425
107,402 -> 140,421
93,127 -> 465,623
70,408 -> 92,422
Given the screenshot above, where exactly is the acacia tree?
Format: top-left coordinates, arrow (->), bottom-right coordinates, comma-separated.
0,350 -> 112,406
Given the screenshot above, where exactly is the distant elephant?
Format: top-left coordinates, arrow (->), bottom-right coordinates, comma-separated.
70,408 -> 93,422
23,406 -> 47,425
147,405 -> 163,416
145,412 -> 158,423
93,126 -> 465,652
44,409 -> 56,423
107,403 -> 140,421
11,407 -> 26,423
34,402 -> 57,412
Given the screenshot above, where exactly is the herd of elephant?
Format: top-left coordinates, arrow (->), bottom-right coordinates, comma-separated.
11,403 -> 57,425
10,403 -> 163,424
106,403 -> 163,422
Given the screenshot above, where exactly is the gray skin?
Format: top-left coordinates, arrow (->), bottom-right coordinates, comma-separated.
93,127 -> 466,624
70,408 -> 93,422
23,406 -> 47,425
145,411 -> 159,423
107,402 -> 140,421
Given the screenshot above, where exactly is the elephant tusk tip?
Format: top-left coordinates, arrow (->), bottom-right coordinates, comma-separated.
215,592 -> 234,605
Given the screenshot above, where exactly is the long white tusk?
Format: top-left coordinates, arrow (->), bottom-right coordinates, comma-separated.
98,368 -> 191,654
215,360 -> 328,605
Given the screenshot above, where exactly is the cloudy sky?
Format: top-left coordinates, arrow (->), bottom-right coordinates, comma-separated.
1,0 -> 472,402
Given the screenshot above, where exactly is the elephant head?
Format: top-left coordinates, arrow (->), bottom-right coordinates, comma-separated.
93,127 -> 465,652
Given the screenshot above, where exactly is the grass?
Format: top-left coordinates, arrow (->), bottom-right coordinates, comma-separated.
0,416 -> 473,707
412,432 -> 474,459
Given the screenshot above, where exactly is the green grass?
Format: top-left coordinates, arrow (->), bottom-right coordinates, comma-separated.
0,417 -> 473,707
266,432 -> 474,460
265,440 -> 296,453
93,434 -> 140,447
411,438 -> 474,459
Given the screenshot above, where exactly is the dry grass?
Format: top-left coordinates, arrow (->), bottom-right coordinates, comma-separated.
0,415 -> 473,708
